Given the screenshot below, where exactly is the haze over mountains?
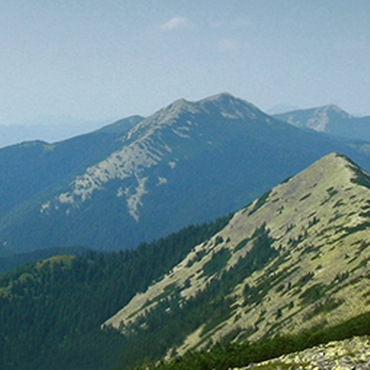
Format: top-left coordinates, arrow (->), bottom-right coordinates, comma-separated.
3,102 -> 369,149
274,105 -> 370,142
0,117 -> 107,149
1,93 -> 370,254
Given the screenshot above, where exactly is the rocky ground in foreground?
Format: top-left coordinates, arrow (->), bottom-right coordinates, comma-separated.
239,336 -> 370,369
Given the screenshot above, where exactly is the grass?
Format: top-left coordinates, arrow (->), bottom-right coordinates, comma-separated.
303,298 -> 344,320
249,190 -> 272,215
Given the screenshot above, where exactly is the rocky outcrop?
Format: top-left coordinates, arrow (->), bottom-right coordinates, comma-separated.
241,336 -> 370,370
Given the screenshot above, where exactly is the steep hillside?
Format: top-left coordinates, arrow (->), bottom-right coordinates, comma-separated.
274,104 -> 370,142
105,153 -> 370,361
1,93 -> 368,252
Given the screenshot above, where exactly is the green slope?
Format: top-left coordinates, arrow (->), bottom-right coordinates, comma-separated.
104,153 -> 370,367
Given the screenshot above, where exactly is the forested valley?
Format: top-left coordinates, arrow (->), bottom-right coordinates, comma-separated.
0,215 -> 230,370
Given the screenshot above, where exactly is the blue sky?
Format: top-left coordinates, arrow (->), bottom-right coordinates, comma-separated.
1,0 -> 370,127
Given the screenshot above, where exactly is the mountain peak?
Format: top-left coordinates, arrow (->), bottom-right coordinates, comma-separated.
291,152 -> 352,180
165,92 -> 260,117
195,92 -> 267,122
275,103 -> 370,142
4,89 -> 370,253
199,91 -> 257,107
126,92 -> 267,141
274,104 -> 354,133
104,151 -> 370,355
319,104 -> 353,118
325,103 -> 342,110
280,104 -> 352,117
201,91 -> 235,102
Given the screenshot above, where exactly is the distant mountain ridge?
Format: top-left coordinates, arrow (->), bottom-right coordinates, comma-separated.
0,115 -> 142,219
1,93 -> 370,252
104,152 -> 370,359
274,105 -> 370,142
0,116 -> 117,149
40,93 -> 274,219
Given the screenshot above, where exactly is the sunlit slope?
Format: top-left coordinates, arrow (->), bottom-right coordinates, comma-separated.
104,152 -> 370,357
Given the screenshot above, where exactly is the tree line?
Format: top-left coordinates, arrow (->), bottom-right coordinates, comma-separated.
0,215 -> 231,370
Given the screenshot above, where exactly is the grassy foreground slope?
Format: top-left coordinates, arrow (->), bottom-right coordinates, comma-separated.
105,153 -> 370,368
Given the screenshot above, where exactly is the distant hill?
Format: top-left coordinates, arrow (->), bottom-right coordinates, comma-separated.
274,105 -> 370,142
0,119 -> 99,149
0,116 -> 144,149
0,246 -> 91,274
1,93 -> 369,253
0,115 -> 142,218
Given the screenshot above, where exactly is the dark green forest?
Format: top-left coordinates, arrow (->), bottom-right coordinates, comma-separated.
0,215 -> 230,370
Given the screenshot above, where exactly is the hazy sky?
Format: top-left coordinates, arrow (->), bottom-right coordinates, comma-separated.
1,0 -> 370,127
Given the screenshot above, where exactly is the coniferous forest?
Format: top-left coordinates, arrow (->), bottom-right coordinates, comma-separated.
0,215 -> 231,370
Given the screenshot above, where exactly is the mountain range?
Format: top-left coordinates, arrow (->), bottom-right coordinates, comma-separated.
0,115 -> 134,149
274,104 -> 370,142
1,151 -> 370,370
2,92 -> 370,368
1,93 -> 370,254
